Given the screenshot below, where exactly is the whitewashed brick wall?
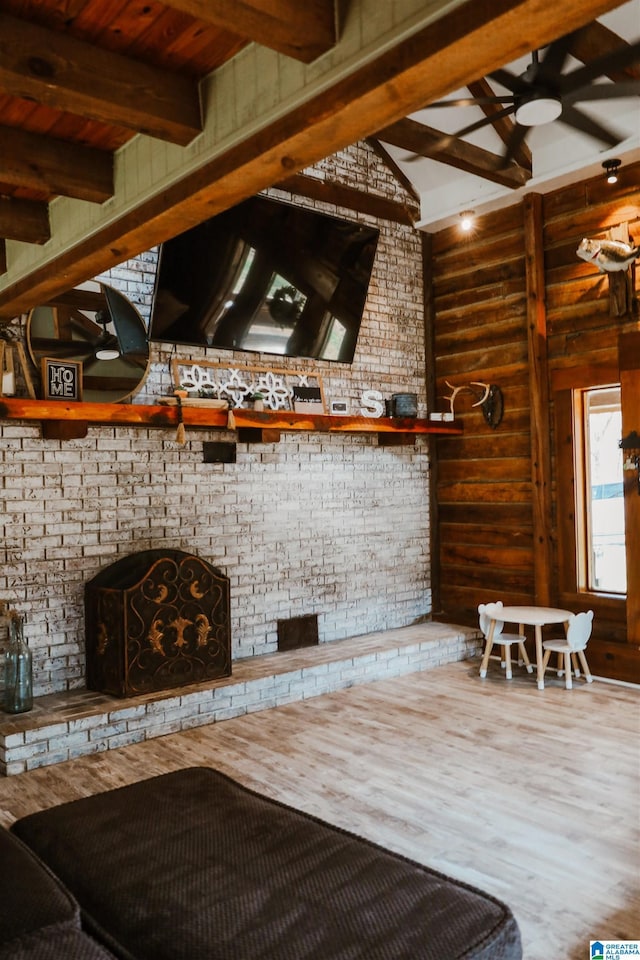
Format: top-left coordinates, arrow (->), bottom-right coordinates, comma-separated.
0,143 -> 431,698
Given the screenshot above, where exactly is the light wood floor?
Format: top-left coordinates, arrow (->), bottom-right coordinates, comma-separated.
1,659 -> 638,960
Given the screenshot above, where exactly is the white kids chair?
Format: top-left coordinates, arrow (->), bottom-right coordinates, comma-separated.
541,610 -> 594,689
478,601 -> 533,680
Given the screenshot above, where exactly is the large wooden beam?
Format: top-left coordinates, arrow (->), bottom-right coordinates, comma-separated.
466,78 -> 532,172
365,139 -> 420,201
0,127 -> 113,203
523,192 -> 554,607
161,0 -> 337,63
0,12 -> 202,146
0,0 -> 625,318
568,22 -> 640,82
275,173 -> 418,224
374,118 -> 531,189
619,332 -> 640,642
0,197 -> 50,244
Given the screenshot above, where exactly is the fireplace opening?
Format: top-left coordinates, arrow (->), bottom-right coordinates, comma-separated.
85,549 -> 231,698
277,614 -> 319,652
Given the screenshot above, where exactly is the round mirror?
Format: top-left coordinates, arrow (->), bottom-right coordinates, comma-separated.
27,282 -> 150,404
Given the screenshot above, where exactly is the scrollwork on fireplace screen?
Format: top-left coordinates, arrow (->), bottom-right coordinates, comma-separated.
170,358 -> 326,412
86,550 -> 231,698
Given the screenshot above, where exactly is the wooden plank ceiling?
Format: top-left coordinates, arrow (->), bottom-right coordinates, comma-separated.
0,0 -> 630,319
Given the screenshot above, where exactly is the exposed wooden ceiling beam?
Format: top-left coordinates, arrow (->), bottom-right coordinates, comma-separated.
0,197 -> 50,244
0,0 -> 626,318
275,172 -> 419,224
466,79 -> 532,172
365,139 -> 421,202
568,22 -> 640,81
160,0 -> 337,63
0,12 -> 202,145
375,118 -> 531,189
0,127 -> 113,203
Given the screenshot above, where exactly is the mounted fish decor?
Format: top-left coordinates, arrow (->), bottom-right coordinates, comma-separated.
576,237 -> 639,273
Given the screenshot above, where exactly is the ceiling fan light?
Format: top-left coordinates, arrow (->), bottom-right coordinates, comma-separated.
514,95 -> 562,126
95,346 -> 120,361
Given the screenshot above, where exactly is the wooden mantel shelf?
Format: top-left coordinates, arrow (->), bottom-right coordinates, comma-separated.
0,398 -> 462,442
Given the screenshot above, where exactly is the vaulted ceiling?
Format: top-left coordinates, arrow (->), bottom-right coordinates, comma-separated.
0,0 -> 635,319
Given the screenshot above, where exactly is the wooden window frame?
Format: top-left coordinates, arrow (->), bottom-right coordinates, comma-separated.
552,365 -> 626,616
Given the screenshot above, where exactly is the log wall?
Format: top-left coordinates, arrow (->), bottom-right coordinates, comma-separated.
428,160 -> 640,681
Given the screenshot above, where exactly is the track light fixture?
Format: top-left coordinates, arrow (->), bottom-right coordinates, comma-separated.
460,210 -> 475,232
602,158 -> 621,185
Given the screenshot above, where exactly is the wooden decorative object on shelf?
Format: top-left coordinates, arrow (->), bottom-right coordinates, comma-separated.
0,340 -> 36,399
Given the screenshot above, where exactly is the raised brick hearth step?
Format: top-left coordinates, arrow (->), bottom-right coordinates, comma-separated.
0,622 -> 480,776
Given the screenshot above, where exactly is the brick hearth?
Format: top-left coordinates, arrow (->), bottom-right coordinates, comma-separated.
0,622 -> 480,776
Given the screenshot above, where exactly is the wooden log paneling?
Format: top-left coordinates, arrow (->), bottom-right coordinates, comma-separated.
438,456 -> 531,484
431,207 -> 531,615
440,522 -> 531,548
437,431 -> 531,461
437,502 -> 533,526
441,542 -> 534,571
439,562 -> 534,593
430,159 -> 639,676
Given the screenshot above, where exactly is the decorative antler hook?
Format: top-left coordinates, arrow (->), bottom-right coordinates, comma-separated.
441,380 -> 503,427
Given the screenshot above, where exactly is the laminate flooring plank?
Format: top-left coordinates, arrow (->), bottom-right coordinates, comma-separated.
0,660 -> 637,960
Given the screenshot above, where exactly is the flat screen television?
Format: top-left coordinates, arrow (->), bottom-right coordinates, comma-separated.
148,195 -> 379,363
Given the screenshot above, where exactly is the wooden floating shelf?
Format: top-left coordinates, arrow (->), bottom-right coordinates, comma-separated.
0,398 -> 463,442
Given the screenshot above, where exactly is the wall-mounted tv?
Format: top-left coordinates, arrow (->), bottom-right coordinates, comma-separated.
148,195 -> 379,363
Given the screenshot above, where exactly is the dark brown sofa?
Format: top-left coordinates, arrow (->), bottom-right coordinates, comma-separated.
10,766 -> 522,960
0,828 -> 115,960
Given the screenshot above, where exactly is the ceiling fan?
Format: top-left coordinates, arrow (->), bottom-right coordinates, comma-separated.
411,27 -> 640,166
38,285 -> 148,371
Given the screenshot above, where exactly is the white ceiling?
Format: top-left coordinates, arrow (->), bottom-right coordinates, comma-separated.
382,0 -> 640,231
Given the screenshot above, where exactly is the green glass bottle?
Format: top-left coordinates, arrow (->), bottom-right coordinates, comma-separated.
4,614 -> 33,713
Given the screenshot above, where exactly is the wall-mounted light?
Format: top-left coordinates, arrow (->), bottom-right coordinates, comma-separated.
460,210 -> 475,232
602,158 -> 621,184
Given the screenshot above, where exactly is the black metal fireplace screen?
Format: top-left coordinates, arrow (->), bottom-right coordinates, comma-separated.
85,549 -> 231,698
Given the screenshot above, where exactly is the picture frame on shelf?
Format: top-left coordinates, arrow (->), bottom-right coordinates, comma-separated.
41,358 -> 83,402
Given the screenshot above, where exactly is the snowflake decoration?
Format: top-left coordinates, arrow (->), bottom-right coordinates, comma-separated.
255,371 -> 291,410
219,368 -> 253,408
179,364 -> 218,394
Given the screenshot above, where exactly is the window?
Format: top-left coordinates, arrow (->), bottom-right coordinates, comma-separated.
574,385 -> 626,594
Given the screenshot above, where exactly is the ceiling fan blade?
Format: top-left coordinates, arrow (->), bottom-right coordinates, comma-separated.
425,95 -> 515,108
66,308 -> 103,342
30,338 -> 96,360
558,37 -> 640,96
535,32 -> 574,85
445,104 -> 518,141
564,79 -> 640,104
488,67 -> 530,96
405,104 -> 519,162
559,103 -> 625,148
57,344 -> 97,359
405,106 -> 517,161
101,285 -> 148,356
501,122 -> 530,168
